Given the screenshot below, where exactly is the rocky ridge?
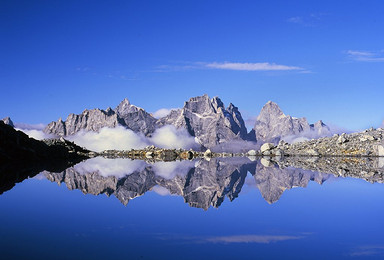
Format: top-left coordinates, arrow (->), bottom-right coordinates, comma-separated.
44,98 -> 157,136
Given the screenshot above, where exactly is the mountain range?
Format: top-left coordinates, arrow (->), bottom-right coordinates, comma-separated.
39,95 -> 330,148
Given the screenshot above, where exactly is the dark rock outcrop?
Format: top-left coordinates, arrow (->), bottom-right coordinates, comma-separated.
1,117 -> 14,127
0,121 -> 92,163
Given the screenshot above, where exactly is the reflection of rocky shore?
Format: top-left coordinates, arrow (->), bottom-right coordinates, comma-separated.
272,156 -> 384,184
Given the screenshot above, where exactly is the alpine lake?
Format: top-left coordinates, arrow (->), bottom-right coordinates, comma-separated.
1,156 -> 384,260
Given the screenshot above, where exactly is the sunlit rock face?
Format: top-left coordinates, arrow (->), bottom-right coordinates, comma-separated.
157,95 -> 248,148
252,101 -> 329,144
44,98 -> 157,136
115,98 -> 158,135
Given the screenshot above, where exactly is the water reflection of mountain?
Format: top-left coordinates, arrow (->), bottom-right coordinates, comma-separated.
42,157 -> 335,209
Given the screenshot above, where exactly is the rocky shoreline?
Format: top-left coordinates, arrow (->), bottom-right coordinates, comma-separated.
96,128 -> 384,161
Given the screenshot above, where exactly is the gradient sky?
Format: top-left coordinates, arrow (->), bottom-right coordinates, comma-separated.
1,0 -> 384,130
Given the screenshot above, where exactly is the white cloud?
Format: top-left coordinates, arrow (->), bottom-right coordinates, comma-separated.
151,125 -> 199,149
205,234 -> 303,244
346,50 -> 384,62
19,124 -> 199,152
16,128 -> 55,140
152,108 -> 176,118
205,62 -> 303,71
67,126 -> 150,152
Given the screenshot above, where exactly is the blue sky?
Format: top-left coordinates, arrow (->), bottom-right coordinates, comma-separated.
1,0 -> 384,130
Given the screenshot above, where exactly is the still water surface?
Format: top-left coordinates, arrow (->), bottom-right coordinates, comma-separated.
1,157 -> 384,259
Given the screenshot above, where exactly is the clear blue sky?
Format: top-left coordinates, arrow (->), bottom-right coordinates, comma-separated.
1,0 -> 384,130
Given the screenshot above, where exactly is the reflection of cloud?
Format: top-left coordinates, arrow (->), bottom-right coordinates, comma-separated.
32,172 -> 47,180
205,234 -> 303,244
152,160 -> 195,179
73,157 -> 147,178
152,186 -> 172,196
350,245 -> 384,257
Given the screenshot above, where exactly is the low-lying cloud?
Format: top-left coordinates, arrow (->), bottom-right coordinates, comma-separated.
152,108 -> 177,118
19,125 -> 199,152
67,126 -> 150,152
282,124 -> 346,144
16,128 -> 55,140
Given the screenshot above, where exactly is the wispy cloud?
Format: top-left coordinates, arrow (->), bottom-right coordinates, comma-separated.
205,62 -> 303,71
205,234 -> 303,244
350,245 -> 384,257
156,61 -> 306,72
287,13 -> 328,27
346,50 -> 384,62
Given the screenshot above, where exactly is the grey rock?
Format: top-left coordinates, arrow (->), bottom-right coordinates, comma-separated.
260,143 -> 275,153
337,133 -> 347,144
